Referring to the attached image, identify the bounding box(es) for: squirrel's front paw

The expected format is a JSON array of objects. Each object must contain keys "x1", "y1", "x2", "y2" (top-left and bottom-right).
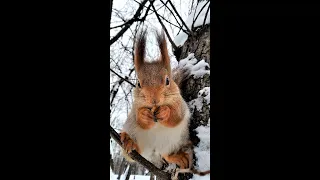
[
  {"x1": 154, "y1": 105, "x2": 170, "y2": 121},
  {"x1": 137, "y1": 107, "x2": 155, "y2": 129},
  {"x1": 120, "y1": 132, "x2": 140, "y2": 153}
]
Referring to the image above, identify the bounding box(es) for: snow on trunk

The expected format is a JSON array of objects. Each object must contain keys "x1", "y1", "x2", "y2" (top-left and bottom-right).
[{"x1": 174, "y1": 0, "x2": 210, "y2": 46}]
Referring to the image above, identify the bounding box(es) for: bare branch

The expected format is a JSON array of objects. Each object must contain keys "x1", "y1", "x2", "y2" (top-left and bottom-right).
[
  {"x1": 202, "y1": 2, "x2": 210, "y2": 27},
  {"x1": 151, "y1": 1, "x2": 178, "y2": 50},
  {"x1": 110, "y1": 125, "x2": 171, "y2": 180},
  {"x1": 109, "y1": 0, "x2": 113, "y2": 26},
  {"x1": 192, "y1": 0, "x2": 210, "y2": 29},
  {"x1": 133, "y1": 0, "x2": 168, "y2": 16},
  {"x1": 110, "y1": 69, "x2": 136, "y2": 87},
  {"x1": 154, "y1": 10, "x2": 189, "y2": 35},
  {"x1": 110, "y1": 0, "x2": 151, "y2": 45},
  {"x1": 110, "y1": 79, "x2": 124, "y2": 106},
  {"x1": 167, "y1": 0, "x2": 193, "y2": 35},
  {"x1": 158, "y1": 0, "x2": 183, "y2": 31}
]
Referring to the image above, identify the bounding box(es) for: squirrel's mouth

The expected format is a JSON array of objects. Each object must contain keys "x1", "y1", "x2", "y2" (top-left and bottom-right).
[
  {"x1": 151, "y1": 106, "x2": 160, "y2": 122},
  {"x1": 153, "y1": 116, "x2": 158, "y2": 122}
]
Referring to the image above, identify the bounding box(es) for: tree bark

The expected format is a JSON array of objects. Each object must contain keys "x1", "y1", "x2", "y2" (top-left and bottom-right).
[
  {"x1": 175, "y1": 20, "x2": 211, "y2": 180},
  {"x1": 150, "y1": 173, "x2": 155, "y2": 180}
]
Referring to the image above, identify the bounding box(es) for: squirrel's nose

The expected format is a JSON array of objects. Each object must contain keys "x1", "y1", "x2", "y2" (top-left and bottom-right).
[{"x1": 153, "y1": 99, "x2": 159, "y2": 105}]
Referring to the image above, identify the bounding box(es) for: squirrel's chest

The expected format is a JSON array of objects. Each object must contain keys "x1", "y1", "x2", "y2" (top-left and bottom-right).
[{"x1": 135, "y1": 121, "x2": 187, "y2": 156}]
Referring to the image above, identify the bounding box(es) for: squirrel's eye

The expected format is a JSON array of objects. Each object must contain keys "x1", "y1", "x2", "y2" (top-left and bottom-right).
[
  {"x1": 137, "y1": 81, "x2": 141, "y2": 88},
  {"x1": 166, "y1": 77, "x2": 170, "y2": 86}
]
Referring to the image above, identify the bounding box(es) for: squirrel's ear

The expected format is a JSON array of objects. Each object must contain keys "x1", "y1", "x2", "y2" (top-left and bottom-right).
[
  {"x1": 134, "y1": 30, "x2": 147, "y2": 72},
  {"x1": 156, "y1": 31, "x2": 171, "y2": 76}
]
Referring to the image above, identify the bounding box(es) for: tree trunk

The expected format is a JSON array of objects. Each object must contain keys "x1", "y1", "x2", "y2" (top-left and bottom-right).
[
  {"x1": 150, "y1": 173, "x2": 154, "y2": 180},
  {"x1": 175, "y1": 24, "x2": 211, "y2": 180}
]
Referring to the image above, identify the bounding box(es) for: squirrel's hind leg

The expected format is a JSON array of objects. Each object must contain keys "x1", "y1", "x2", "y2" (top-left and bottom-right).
[{"x1": 161, "y1": 150, "x2": 191, "y2": 169}]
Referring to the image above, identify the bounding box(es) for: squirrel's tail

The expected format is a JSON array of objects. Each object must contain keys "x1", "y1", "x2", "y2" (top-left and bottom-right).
[
  {"x1": 172, "y1": 67, "x2": 190, "y2": 89},
  {"x1": 191, "y1": 168, "x2": 211, "y2": 176}
]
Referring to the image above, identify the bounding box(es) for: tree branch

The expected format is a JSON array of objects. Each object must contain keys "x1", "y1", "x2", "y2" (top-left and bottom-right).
[
  {"x1": 110, "y1": 2, "x2": 152, "y2": 30},
  {"x1": 133, "y1": 0, "x2": 167, "y2": 16},
  {"x1": 134, "y1": 0, "x2": 189, "y2": 35},
  {"x1": 110, "y1": 69, "x2": 136, "y2": 87},
  {"x1": 202, "y1": 2, "x2": 210, "y2": 27},
  {"x1": 110, "y1": 79, "x2": 124, "y2": 106},
  {"x1": 192, "y1": 0, "x2": 210, "y2": 29},
  {"x1": 110, "y1": 125, "x2": 171, "y2": 180},
  {"x1": 109, "y1": 0, "x2": 113, "y2": 26},
  {"x1": 110, "y1": 0, "x2": 150, "y2": 45},
  {"x1": 167, "y1": 0, "x2": 193, "y2": 35},
  {"x1": 151, "y1": 1, "x2": 178, "y2": 50},
  {"x1": 156, "y1": 12, "x2": 190, "y2": 35}
]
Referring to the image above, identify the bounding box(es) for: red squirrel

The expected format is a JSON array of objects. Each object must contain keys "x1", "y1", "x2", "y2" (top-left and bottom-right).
[{"x1": 120, "y1": 30, "x2": 209, "y2": 176}]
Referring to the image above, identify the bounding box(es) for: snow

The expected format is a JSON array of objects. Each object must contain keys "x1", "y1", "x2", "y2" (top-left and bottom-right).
[
  {"x1": 120, "y1": 165, "x2": 131, "y2": 180},
  {"x1": 129, "y1": 175, "x2": 151, "y2": 180},
  {"x1": 110, "y1": 167, "x2": 117, "y2": 180},
  {"x1": 198, "y1": 87, "x2": 210, "y2": 104},
  {"x1": 191, "y1": 125, "x2": 210, "y2": 180},
  {"x1": 188, "y1": 86, "x2": 210, "y2": 117},
  {"x1": 174, "y1": 32, "x2": 189, "y2": 47},
  {"x1": 192, "y1": 1, "x2": 210, "y2": 28},
  {"x1": 177, "y1": 53, "x2": 210, "y2": 79},
  {"x1": 170, "y1": 55, "x2": 179, "y2": 70},
  {"x1": 110, "y1": 1, "x2": 211, "y2": 179},
  {"x1": 111, "y1": 171, "x2": 152, "y2": 180},
  {"x1": 174, "y1": 1, "x2": 210, "y2": 46},
  {"x1": 111, "y1": 165, "x2": 147, "y2": 180},
  {"x1": 190, "y1": 60, "x2": 210, "y2": 78}
]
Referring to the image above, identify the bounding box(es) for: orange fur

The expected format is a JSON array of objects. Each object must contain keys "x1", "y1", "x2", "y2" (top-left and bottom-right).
[
  {"x1": 121, "y1": 30, "x2": 191, "y2": 169},
  {"x1": 137, "y1": 107, "x2": 156, "y2": 130},
  {"x1": 120, "y1": 132, "x2": 140, "y2": 154},
  {"x1": 159, "y1": 104, "x2": 182, "y2": 128},
  {"x1": 162, "y1": 151, "x2": 190, "y2": 169}
]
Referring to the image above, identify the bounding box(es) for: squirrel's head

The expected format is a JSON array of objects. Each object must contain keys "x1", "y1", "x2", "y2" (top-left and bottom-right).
[{"x1": 133, "y1": 30, "x2": 180, "y2": 107}]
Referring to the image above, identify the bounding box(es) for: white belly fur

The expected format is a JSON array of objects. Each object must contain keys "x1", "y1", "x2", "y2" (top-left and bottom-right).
[{"x1": 135, "y1": 117, "x2": 189, "y2": 165}]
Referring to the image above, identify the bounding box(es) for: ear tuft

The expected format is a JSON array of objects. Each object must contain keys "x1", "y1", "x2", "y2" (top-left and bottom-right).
[
  {"x1": 156, "y1": 31, "x2": 171, "y2": 75},
  {"x1": 134, "y1": 30, "x2": 147, "y2": 71}
]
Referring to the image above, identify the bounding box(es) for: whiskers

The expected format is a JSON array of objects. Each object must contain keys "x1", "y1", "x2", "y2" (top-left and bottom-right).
[{"x1": 164, "y1": 93, "x2": 180, "y2": 97}]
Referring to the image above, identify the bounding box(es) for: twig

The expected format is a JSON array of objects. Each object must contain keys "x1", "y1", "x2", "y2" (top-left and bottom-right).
[
  {"x1": 110, "y1": 69, "x2": 136, "y2": 87},
  {"x1": 110, "y1": 2, "x2": 152, "y2": 30},
  {"x1": 109, "y1": 0, "x2": 113, "y2": 26},
  {"x1": 110, "y1": 125, "x2": 171, "y2": 180},
  {"x1": 202, "y1": 3, "x2": 210, "y2": 27},
  {"x1": 133, "y1": 0, "x2": 167, "y2": 16},
  {"x1": 138, "y1": 0, "x2": 189, "y2": 35},
  {"x1": 192, "y1": 0, "x2": 210, "y2": 29},
  {"x1": 158, "y1": 0, "x2": 184, "y2": 33},
  {"x1": 151, "y1": 1, "x2": 178, "y2": 50},
  {"x1": 110, "y1": 0, "x2": 150, "y2": 45},
  {"x1": 167, "y1": 0, "x2": 193, "y2": 36},
  {"x1": 157, "y1": 13, "x2": 189, "y2": 35}
]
